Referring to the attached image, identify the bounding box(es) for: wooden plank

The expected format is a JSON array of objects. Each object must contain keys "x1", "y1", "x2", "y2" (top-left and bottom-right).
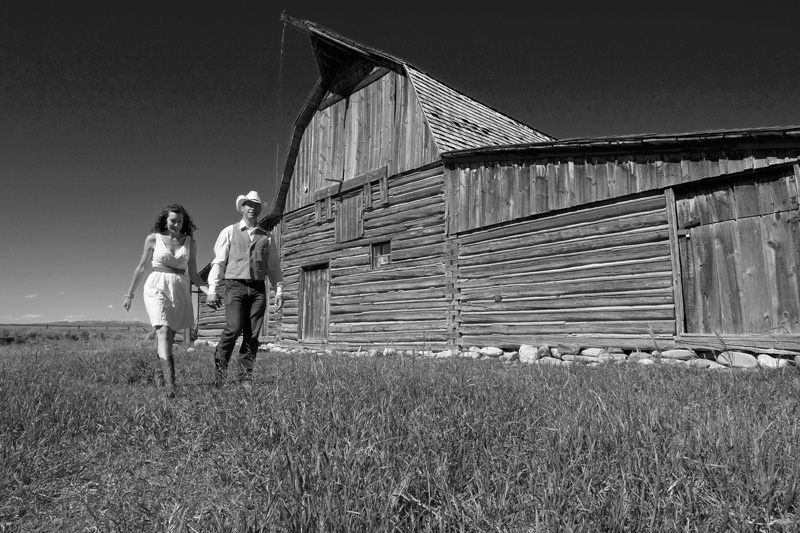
[
  {"x1": 329, "y1": 331, "x2": 448, "y2": 343},
  {"x1": 663, "y1": 188, "x2": 684, "y2": 335},
  {"x1": 459, "y1": 273, "x2": 673, "y2": 299},
  {"x1": 363, "y1": 182, "x2": 372, "y2": 210},
  {"x1": 331, "y1": 288, "x2": 449, "y2": 306},
  {"x1": 529, "y1": 165, "x2": 545, "y2": 215},
  {"x1": 766, "y1": 213, "x2": 800, "y2": 334},
  {"x1": 330, "y1": 321, "x2": 447, "y2": 333},
  {"x1": 712, "y1": 220, "x2": 743, "y2": 333},
  {"x1": 462, "y1": 292, "x2": 673, "y2": 310},
  {"x1": 514, "y1": 164, "x2": 530, "y2": 221},
  {"x1": 458, "y1": 258, "x2": 673, "y2": 290},
  {"x1": 461, "y1": 241, "x2": 670, "y2": 280},
  {"x1": 692, "y1": 224, "x2": 719, "y2": 334},
  {"x1": 331, "y1": 309, "x2": 447, "y2": 322},
  {"x1": 711, "y1": 183, "x2": 735, "y2": 223},
  {"x1": 461, "y1": 320, "x2": 676, "y2": 335},
  {"x1": 772, "y1": 172, "x2": 796, "y2": 212},
  {"x1": 332, "y1": 263, "x2": 445, "y2": 285},
  {"x1": 460, "y1": 226, "x2": 670, "y2": 268},
  {"x1": 459, "y1": 194, "x2": 665, "y2": 244},
  {"x1": 736, "y1": 216, "x2": 772, "y2": 334},
  {"x1": 333, "y1": 300, "x2": 450, "y2": 314},
  {"x1": 460, "y1": 307, "x2": 674, "y2": 323},
  {"x1": 332, "y1": 277, "x2": 445, "y2": 296}
]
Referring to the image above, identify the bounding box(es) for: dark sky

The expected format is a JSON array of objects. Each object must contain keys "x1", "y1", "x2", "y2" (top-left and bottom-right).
[{"x1": 2, "y1": 2, "x2": 799, "y2": 323}]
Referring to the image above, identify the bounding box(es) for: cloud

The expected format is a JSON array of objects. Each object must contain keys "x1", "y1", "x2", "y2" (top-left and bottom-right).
[
  {"x1": 21, "y1": 314, "x2": 44, "y2": 319},
  {"x1": 64, "y1": 315, "x2": 85, "y2": 321},
  {"x1": 59, "y1": 292, "x2": 65, "y2": 295},
  {"x1": 24, "y1": 294, "x2": 38, "y2": 299},
  {"x1": 107, "y1": 305, "x2": 114, "y2": 309}
]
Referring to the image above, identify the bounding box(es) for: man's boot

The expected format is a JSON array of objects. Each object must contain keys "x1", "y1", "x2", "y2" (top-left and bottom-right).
[
  {"x1": 159, "y1": 357, "x2": 175, "y2": 398},
  {"x1": 214, "y1": 359, "x2": 228, "y2": 388}
]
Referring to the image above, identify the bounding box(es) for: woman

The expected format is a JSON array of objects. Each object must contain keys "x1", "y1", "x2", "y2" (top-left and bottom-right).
[{"x1": 124, "y1": 204, "x2": 210, "y2": 398}]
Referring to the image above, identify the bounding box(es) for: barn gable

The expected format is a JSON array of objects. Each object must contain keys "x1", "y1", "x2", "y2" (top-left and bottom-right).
[{"x1": 264, "y1": 14, "x2": 552, "y2": 222}]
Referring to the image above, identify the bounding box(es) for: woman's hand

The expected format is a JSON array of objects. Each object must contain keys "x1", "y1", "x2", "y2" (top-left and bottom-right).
[{"x1": 123, "y1": 294, "x2": 133, "y2": 311}]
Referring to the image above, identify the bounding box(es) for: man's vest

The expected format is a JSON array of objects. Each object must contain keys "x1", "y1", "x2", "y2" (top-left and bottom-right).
[{"x1": 224, "y1": 226, "x2": 272, "y2": 281}]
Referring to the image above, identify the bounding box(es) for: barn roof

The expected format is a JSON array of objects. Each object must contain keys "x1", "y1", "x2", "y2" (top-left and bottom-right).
[
  {"x1": 406, "y1": 66, "x2": 552, "y2": 151},
  {"x1": 442, "y1": 125, "x2": 800, "y2": 163}
]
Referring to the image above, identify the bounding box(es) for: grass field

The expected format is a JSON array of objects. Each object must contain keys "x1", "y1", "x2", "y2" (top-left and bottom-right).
[{"x1": 1, "y1": 334, "x2": 799, "y2": 532}]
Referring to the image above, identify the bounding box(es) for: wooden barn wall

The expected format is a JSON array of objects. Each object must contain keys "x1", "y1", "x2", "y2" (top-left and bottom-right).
[
  {"x1": 285, "y1": 70, "x2": 440, "y2": 213},
  {"x1": 446, "y1": 149, "x2": 800, "y2": 235},
  {"x1": 279, "y1": 166, "x2": 449, "y2": 348},
  {"x1": 453, "y1": 194, "x2": 676, "y2": 350},
  {"x1": 672, "y1": 165, "x2": 800, "y2": 351}
]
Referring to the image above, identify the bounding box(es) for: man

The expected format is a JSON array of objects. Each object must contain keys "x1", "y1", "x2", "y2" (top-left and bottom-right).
[{"x1": 207, "y1": 190, "x2": 283, "y2": 386}]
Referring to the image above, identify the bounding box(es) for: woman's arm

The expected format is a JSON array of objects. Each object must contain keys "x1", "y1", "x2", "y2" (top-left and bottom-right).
[
  {"x1": 188, "y1": 239, "x2": 210, "y2": 295},
  {"x1": 123, "y1": 234, "x2": 156, "y2": 311}
]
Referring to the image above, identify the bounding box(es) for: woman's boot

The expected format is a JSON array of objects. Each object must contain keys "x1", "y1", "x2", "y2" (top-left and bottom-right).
[
  {"x1": 153, "y1": 355, "x2": 165, "y2": 387},
  {"x1": 159, "y1": 356, "x2": 175, "y2": 398}
]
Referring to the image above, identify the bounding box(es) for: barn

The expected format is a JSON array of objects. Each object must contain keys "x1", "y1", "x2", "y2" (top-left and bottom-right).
[{"x1": 198, "y1": 15, "x2": 800, "y2": 356}]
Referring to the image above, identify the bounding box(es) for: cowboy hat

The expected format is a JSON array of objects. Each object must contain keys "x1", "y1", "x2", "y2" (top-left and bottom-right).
[{"x1": 235, "y1": 191, "x2": 264, "y2": 212}]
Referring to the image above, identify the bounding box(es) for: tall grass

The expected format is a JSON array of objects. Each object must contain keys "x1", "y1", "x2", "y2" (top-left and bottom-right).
[{"x1": 1, "y1": 338, "x2": 799, "y2": 531}]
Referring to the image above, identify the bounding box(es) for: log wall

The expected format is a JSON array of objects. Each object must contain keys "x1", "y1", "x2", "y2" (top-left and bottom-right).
[
  {"x1": 453, "y1": 194, "x2": 676, "y2": 350},
  {"x1": 279, "y1": 166, "x2": 449, "y2": 349},
  {"x1": 285, "y1": 70, "x2": 440, "y2": 213}
]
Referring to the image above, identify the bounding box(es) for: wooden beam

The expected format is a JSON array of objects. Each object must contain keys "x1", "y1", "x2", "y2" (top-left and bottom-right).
[{"x1": 664, "y1": 188, "x2": 686, "y2": 335}]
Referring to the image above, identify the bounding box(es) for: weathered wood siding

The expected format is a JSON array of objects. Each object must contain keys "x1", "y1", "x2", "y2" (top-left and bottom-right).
[
  {"x1": 285, "y1": 70, "x2": 440, "y2": 213},
  {"x1": 446, "y1": 149, "x2": 800, "y2": 235},
  {"x1": 279, "y1": 166, "x2": 449, "y2": 348},
  {"x1": 453, "y1": 194, "x2": 675, "y2": 350},
  {"x1": 675, "y1": 165, "x2": 800, "y2": 336}
]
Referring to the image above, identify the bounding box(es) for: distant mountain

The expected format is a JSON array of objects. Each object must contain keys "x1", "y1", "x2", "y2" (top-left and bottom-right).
[
  {"x1": 52, "y1": 320, "x2": 151, "y2": 328},
  {"x1": 2, "y1": 320, "x2": 151, "y2": 328}
]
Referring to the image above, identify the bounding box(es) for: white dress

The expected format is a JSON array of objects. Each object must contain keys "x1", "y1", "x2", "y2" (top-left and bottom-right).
[{"x1": 143, "y1": 234, "x2": 193, "y2": 331}]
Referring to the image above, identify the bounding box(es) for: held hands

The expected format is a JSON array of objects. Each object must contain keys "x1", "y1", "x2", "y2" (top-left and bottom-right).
[{"x1": 206, "y1": 292, "x2": 221, "y2": 310}]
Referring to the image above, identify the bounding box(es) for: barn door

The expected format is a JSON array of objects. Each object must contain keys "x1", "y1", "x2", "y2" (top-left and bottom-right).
[
  {"x1": 675, "y1": 168, "x2": 800, "y2": 335},
  {"x1": 298, "y1": 263, "x2": 329, "y2": 342}
]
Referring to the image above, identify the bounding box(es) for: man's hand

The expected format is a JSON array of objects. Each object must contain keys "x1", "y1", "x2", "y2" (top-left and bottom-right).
[
  {"x1": 274, "y1": 288, "x2": 283, "y2": 311},
  {"x1": 207, "y1": 293, "x2": 220, "y2": 309}
]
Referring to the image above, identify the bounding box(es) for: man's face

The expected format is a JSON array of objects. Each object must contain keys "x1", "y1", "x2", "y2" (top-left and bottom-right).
[{"x1": 242, "y1": 200, "x2": 261, "y2": 218}]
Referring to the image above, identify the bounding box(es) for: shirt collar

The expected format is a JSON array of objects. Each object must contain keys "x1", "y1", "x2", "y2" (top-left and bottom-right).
[{"x1": 238, "y1": 221, "x2": 263, "y2": 233}]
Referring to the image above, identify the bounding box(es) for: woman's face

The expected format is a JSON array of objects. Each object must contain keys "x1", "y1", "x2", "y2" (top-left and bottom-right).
[{"x1": 166, "y1": 211, "x2": 184, "y2": 235}]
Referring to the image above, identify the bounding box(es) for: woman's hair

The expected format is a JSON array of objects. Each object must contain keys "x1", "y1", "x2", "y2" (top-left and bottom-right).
[{"x1": 151, "y1": 204, "x2": 197, "y2": 237}]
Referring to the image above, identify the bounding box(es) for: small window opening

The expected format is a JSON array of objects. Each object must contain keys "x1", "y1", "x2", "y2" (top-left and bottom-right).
[{"x1": 371, "y1": 241, "x2": 391, "y2": 269}]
